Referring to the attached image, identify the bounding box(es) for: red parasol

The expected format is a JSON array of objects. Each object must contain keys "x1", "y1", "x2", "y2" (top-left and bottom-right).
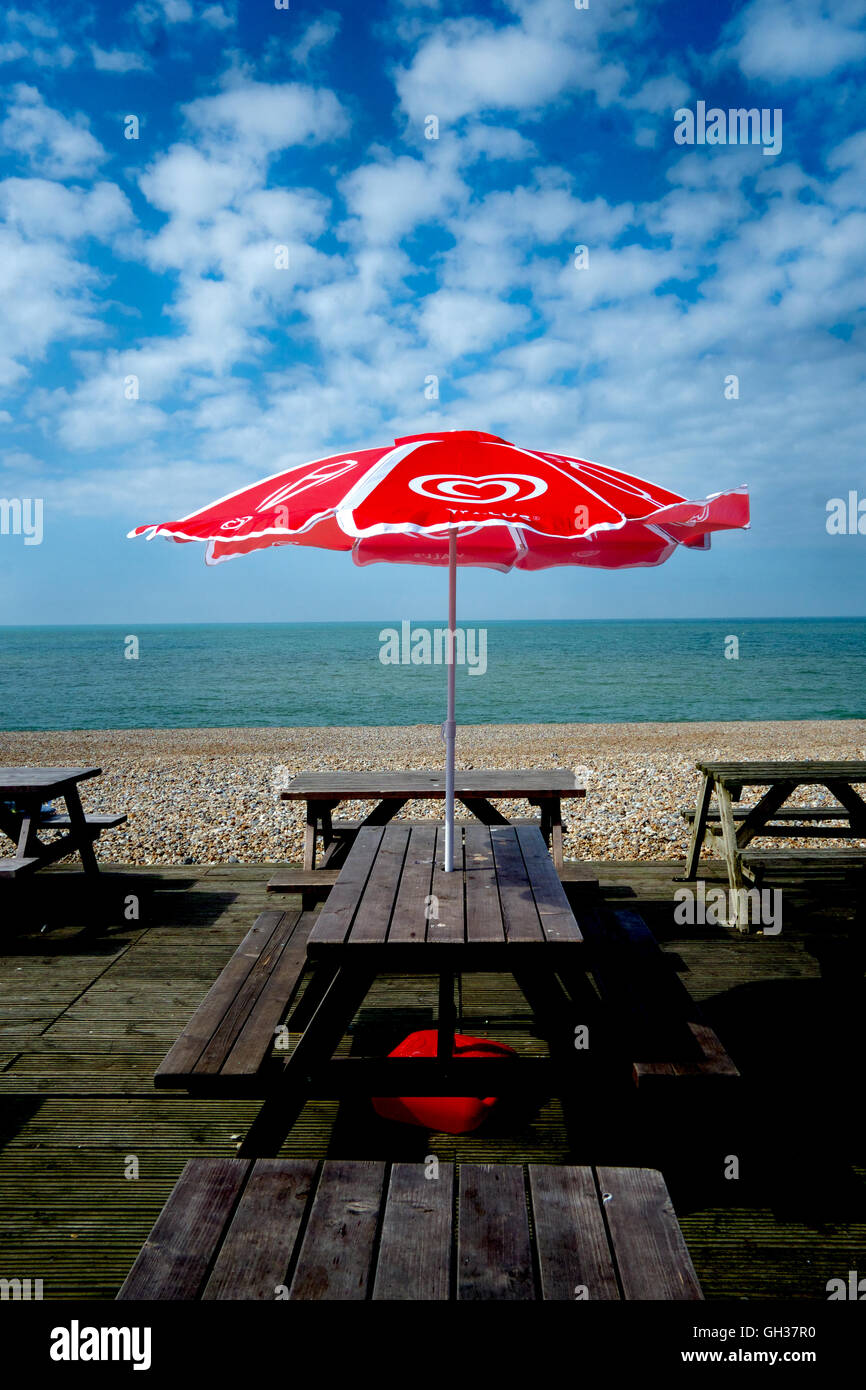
[{"x1": 130, "y1": 429, "x2": 749, "y2": 868}]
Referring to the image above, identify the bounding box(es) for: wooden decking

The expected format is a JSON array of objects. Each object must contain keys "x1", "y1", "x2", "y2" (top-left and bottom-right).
[{"x1": 0, "y1": 859, "x2": 864, "y2": 1301}]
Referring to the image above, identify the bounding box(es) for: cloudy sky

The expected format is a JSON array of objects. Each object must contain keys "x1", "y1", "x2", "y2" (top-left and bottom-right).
[{"x1": 0, "y1": 0, "x2": 864, "y2": 623}]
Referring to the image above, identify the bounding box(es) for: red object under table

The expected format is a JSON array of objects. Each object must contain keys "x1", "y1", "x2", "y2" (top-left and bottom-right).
[{"x1": 371, "y1": 1030, "x2": 517, "y2": 1135}]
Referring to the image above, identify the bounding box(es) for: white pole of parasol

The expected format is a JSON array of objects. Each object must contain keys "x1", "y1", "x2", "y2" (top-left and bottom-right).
[{"x1": 444, "y1": 525, "x2": 457, "y2": 872}]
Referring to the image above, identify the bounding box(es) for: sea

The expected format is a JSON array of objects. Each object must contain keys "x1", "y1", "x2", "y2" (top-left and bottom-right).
[{"x1": 0, "y1": 620, "x2": 864, "y2": 730}]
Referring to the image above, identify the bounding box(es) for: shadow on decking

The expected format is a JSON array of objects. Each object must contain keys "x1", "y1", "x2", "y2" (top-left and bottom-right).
[{"x1": 1, "y1": 860, "x2": 865, "y2": 1299}]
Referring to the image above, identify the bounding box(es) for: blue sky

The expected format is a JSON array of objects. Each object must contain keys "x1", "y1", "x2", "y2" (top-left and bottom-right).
[{"x1": 0, "y1": 0, "x2": 865, "y2": 623}]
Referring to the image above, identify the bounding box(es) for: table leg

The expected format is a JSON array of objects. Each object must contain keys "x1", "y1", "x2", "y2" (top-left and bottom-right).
[
  {"x1": 13, "y1": 797, "x2": 41, "y2": 860},
  {"x1": 734, "y1": 782, "x2": 796, "y2": 848},
  {"x1": 304, "y1": 802, "x2": 318, "y2": 871},
  {"x1": 824, "y1": 780, "x2": 866, "y2": 835},
  {"x1": 437, "y1": 972, "x2": 457, "y2": 1060},
  {"x1": 716, "y1": 783, "x2": 748, "y2": 930},
  {"x1": 549, "y1": 796, "x2": 563, "y2": 869},
  {"x1": 239, "y1": 965, "x2": 374, "y2": 1157},
  {"x1": 683, "y1": 775, "x2": 713, "y2": 878},
  {"x1": 63, "y1": 786, "x2": 99, "y2": 875}
]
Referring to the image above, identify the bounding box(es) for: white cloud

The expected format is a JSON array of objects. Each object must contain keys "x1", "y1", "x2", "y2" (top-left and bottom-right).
[
  {"x1": 395, "y1": 20, "x2": 579, "y2": 123},
  {"x1": 722, "y1": 0, "x2": 866, "y2": 80},
  {"x1": 624, "y1": 74, "x2": 691, "y2": 114},
  {"x1": 340, "y1": 150, "x2": 466, "y2": 244},
  {"x1": 0, "y1": 175, "x2": 133, "y2": 389},
  {"x1": 91, "y1": 45, "x2": 150, "y2": 73},
  {"x1": 291, "y1": 13, "x2": 341, "y2": 66},
  {"x1": 4, "y1": 9, "x2": 59, "y2": 40},
  {"x1": 460, "y1": 123, "x2": 537, "y2": 162},
  {"x1": 0, "y1": 177, "x2": 132, "y2": 239},
  {"x1": 202, "y1": 5, "x2": 235, "y2": 30},
  {"x1": 392, "y1": 0, "x2": 664, "y2": 126},
  {"x1": 420, "y1": 289, "x2": 530, "y2": 359},
  {"x1": 183, "y1": 80, "x2": 348, "y2": 155},
  {"x1": 0, "y1": 85, "x2": 105, "y2": 179}
]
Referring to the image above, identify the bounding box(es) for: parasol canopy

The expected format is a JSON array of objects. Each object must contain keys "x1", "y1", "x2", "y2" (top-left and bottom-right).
[{"x1": 130, "y1": 429, "x2": 750, "y2": 868}]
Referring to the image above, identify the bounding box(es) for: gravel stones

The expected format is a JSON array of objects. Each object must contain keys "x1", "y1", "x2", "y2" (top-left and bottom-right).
[{"x1": 2, "y1": 720, "x2": 864, "y2": 866}]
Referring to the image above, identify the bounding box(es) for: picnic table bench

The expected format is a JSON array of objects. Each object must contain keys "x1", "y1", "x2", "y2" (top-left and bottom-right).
[
  {"x1": 117, "y1": 1158, "x2": 703, "y2": 1301},
  {"x1": 160, "y1": 824, "x2": 588, "y2": 1151},
  {"x1": 157, "y1": 821, "x2": 735, "y2": 1164},
  {"x1": 0, "y1": 767, "x2": 126, "y2": 880},
  {"x1": 280, "y1": 769, "x2": 585, "y2": 872},
  {"x1": 682, "y1": 761, "x2": 866, "y2": 929}
]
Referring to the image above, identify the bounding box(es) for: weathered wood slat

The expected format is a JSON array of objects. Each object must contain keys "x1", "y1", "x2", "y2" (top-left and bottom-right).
[
  {"x1": 464, "y1": 824, "x2": 506, "y2": 943},
  {"x1": 457, "y1": 1164, "x2": 535, "y2": 1300},
  {"x1": 288, "y1": 1160, "x2": 386, "y2": 1300},
  {"x1": 117, "y1": 1158, "x2": 249, "y2": 1300},
  {"x1": 372, "y1": 1161, "x2": 454, "y2": 1300},
  {"x1": 490, "y1": 826, "x2": 544, "y2": 944},
  {"x1": 349, "y1": 824, "x2": 411, "y2": 944},
  {"x1": 696, "y1": 761, "x2": 866, "y2": 781},
  {"x1": 528, "y1": 1164, "x2": 620, "y2": 1300},
  {"x1": 683, "y1": 806, "x2": 854, "y2": 823},
  {"x1": 39, "y1": 812, "x2": 127, "y2": 830},
  {"x1": 202, "y1": 1159, "x2": 318, "y2": 1300},
  {"x1": 154, "y1": 911, "x2": 299, "y2": 1086},
  {"x1": 515, "y1": 826, "x2": 583, "y2": 942},
  {"x1": 741, "y1": 849, "x2": 866, "y2": 865},
  {"x1": 388, "y1": 823, "x2": 437, "y2": 943},
  {"x1": 283, "y1": 770, "x2": 585, "y2": 798},
  {"x1": 597, "y1": 1166, "x2": 703, "y2": 1300},
  {"x1": 0, "y1": 857, "x2": 40, "y2": 879},
  {"x1": 220, "y1": 912, "x2": 317, "y2": 1077},
  {"x1": 307, "y1": 827, "x2": 385, "y2": 946},
  {"x1": 428, "y1": 826, "x2": 466, "y2": 942}
]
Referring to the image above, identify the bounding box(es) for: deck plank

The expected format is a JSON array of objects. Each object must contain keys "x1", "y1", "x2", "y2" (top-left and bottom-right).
[
  {"x1": 372, "y1": 1161, "x2": 454, "y2": 1300},
  {"x1": 529, "y1": 1164, "x2": 620, "y2": 1300},
  {"x1": 202, "y1": 1158, "x2": 318, "y2": 1300},
  {"x1": 288, "y1": 1159, "x2": 386, "y2": 1300},
  {"x1": 457, "y1": 1164, "x2": 535, "y2": 1300},
  {"x1": 597, "y1": 1166, "x2": 703, "y2": 1301},
  {"x1": 117, "y1": 1157, "x2": 249, "y2": 1300}
]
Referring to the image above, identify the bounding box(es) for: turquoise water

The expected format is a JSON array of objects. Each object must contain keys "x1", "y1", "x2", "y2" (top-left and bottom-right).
[{"x1": 0, "y1": 620, "x2": 864, "y2": 730}]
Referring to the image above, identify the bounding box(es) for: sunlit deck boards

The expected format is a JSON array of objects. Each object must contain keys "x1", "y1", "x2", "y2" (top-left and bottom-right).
[{"x1": 0, "y1": 859, "x2": 864, "y2": 1300}]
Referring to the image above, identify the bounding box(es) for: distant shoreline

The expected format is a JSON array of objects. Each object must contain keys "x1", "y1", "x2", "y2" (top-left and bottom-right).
[{"x1": 2, "y1": 721, "x2": 864, "y2": 866}]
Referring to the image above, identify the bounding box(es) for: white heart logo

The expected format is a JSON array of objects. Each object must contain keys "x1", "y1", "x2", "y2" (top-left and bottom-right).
[{"x1": 408, "y1": 474, "x2": 547, "y2": 503}]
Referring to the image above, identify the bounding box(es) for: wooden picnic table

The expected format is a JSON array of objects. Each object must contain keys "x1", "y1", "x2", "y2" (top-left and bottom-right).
[
  {"x1": 0, "y1": 767, "x2": 125, "y2": 879},
  {"x1": 683, "y1": 760, "x2": 866, "y2": 928},
  {"x1": 117, "y1": 1158, "x2": 703, "y2": 1301},
  {"x1": 227, "y1": 822, "x2": 587, "y2": 1154},
  {"x1": 281, "y1": 768, "x2": 585, "y2": 870}
]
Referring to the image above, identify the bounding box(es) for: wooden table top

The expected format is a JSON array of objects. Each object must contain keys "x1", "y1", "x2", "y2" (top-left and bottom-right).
[
  {"x1": 0, "y1": 767, "x2": 101, "y2": 796},
  {"x1": 307, "y1": 823, "x2": 583, "y2": 957},
  {"x1": 696, "y1": 760, "x2": 866, "y2": 785},
  {"x1": 282, "y1": 769, "x2": 585, "y2": 800},
  {"x1": 117, "y1": 1158, "x2": 702, "y2": 1301}
]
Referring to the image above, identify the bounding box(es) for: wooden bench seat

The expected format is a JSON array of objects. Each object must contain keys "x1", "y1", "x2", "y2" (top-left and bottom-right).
[
  {"x1": 741, "y1": 849, "x2": 866, "y2": 883},
  {"x1": 155, "y1": 909, "x2": 317, "y2": 1093},
  {"x1": 0, "y1": 856, "x2": 40, "y2": 879},
  {"x1": 569, "y1": 905, "x2": 738, "y2": 1087},
  {"x1": 683, "y1": 806, "x2": 850, "y2": 822},
  {"x1": 38, "y1": 811, "x2": 127, "y2": 831},
  {"x1": 117, "y1": 1158, "x2": 703, "y2": 1301},
  {"x1": 682, "y1": 805, "x2": 858, "y2": 838},
  {"x1": 267, "y1": 867, "x2": 340, "y2": 907}
]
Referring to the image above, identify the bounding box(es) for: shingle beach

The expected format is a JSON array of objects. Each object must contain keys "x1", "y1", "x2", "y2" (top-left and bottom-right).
[{"x1": 3, "y1": 720, "x2": 864, "y2": 866}]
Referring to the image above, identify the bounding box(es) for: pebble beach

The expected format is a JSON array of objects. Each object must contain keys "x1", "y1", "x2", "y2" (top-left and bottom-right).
[{"x1": 2, "y1": 720, "x2": 865, "y2": 866}]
